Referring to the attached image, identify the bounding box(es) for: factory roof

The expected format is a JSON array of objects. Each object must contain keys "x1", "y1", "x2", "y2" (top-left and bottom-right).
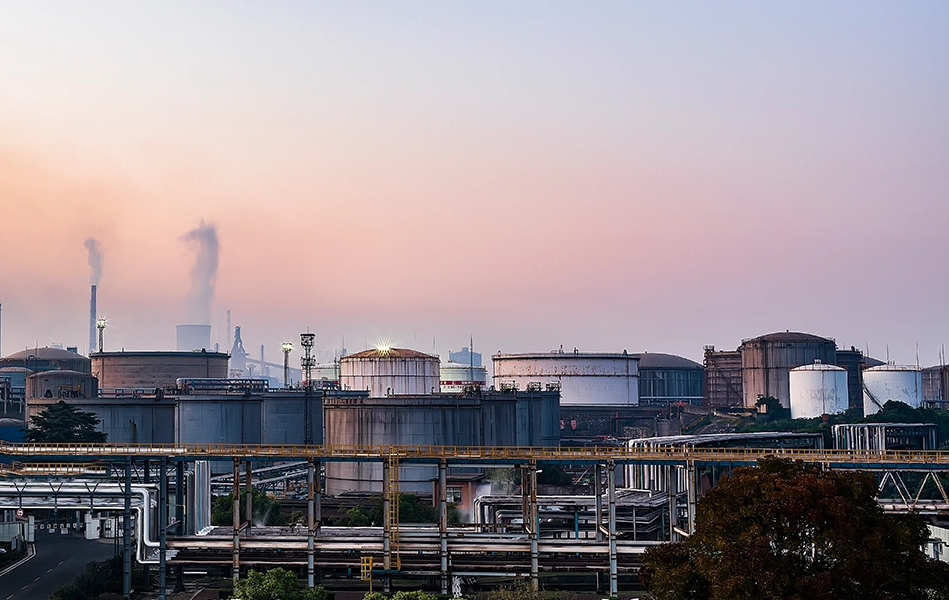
[
  {"x1": 343, "y1": 348, "x2": 438, "y2": 360},
  {"x1": 631, "y1": 353, "x2": 702, "y2": 370},
  {"x1": 1, "y1": 347, "x2": 87, "y2": 361},
  {"x1": 744, "y1": 331, "x2": 834, "y2": 344}
]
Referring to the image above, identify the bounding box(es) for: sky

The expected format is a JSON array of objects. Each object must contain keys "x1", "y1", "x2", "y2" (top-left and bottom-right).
[{"x1": 0, "y1": 2, "x2": 947, "y2": 369}]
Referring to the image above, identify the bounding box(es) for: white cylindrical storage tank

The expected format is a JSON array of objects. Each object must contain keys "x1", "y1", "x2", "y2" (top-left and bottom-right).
[
  {"x1": 789, "y1": 362, "x2": 848, "y2": 419},
  {"x1": 863, "y1": 364, "x2": 922, "y2": 416},
  {"x1": 439, "y1": 361, "x2": 488, "y2": 393},
  {"x1": 340, "y1": 348, "x2": 440, "y2": 396},
  {"x1": 492, "y1": 351, "x2": 639, "y2": 406}
]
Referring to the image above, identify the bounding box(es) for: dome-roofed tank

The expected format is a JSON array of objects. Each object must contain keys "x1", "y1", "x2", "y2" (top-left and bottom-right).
[
  {"x1": 0, "y1": 347, "x2": 91, "y2": 374},
  {"x1": 27, "y1": 369, "x2": 98, "y2": 399},
  {"x1": 863, "y1": 364, "x2": 922, "y2": 416},
  {"x1": 740, "y1": 331, "x2": 837, "y2": 409},
  {"x1": 789, "y1": 361, "x2": 848, "y2": 419},
  {"x1": 340, "y1": 348, "x2": 440, "y2": 396},
  {"x1": 632, "y1": 352, "x2": 703, "y2": 406}
]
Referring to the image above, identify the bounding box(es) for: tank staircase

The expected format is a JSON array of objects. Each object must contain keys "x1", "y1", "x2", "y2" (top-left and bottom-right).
[{"x1": 386, "y1": 453, "x2": 401, "y2": 571}]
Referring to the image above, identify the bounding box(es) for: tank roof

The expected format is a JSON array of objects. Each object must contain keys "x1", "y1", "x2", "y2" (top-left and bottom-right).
[
  {"x1": 631, "y1": 353, "x2": 702, "y2": 369},
  {"x1": 745, "y1": 331, "x2": 834, "y2": 344},
  {"x1": 494, "y1": 352, "x2": 637, "y2": 360},
  {"x1": 0, "y1": 366, "x2": 33, "y2": 373},
  {"x1": 343, "y1": 348, "x2": 438, "y2": 360},
  {"x1": 791, "y1": 362, "x2": 846, "y2": 372},
  {"x1": 864, "y1": 364, "x2": 921, "y2": 372},
  {"x1": 27, "y1": 369, "x2": 93, "y2": 378},
  {"x1": 2, "y1": 347, "x2": 87, "y2": 361},
  {"x1": 91, "y1": 350, "x2": 229, "y2": 358}
]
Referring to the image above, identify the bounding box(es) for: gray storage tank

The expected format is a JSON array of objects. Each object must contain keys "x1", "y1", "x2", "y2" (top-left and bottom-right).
[{"x1": 740, "y1": 332, "x2": 837, "y2": 409}]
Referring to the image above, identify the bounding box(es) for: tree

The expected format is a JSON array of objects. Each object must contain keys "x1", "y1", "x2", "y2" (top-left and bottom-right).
[
  {"x1": 25, "y1": 401, "x2": 107, "y2": 443},
  {"x1": 212, "y1": 488, "x2": 292, "y2": 526},
  {"x1": 640, "y1": 457, "x2": 949, "y2": 600},
  {"x1": 232, "y1": 568, "x2": 326, "y2": 600}
]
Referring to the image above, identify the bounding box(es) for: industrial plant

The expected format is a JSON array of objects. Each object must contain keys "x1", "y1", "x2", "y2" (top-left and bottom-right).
[{"x1": 1, "y1": 257, "x2": 948, "y2": 599}]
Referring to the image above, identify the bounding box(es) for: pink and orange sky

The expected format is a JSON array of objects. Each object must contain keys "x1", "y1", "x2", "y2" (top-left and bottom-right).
[{"x1": 1, "y1": 2, "x2": 947, "y2": 367}]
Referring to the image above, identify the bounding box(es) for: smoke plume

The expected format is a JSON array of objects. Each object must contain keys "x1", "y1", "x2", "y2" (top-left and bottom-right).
[
  {"x1": 182, "y1": 221, "x2": 219, "y2": 325},
  {"x1": 84, "y1": 237, "x2": 103, "y2": 285}
]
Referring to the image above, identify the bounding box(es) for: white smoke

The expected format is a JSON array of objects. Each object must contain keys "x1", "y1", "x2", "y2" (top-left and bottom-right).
[
  {"x1": 84, "y1": 237, "x2": 103, "y2": 285},
  {"x1": 181, "y1": 221, "x2": 219, "y2": 325}
]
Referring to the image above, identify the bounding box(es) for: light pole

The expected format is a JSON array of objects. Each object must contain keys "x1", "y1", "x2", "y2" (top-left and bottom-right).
[
  {"x1": 281, "y1": 342, "x2": 293, "y2": 388},
  {"x1": 96, "y1": 318, "x2": 107, "y2": 353}
]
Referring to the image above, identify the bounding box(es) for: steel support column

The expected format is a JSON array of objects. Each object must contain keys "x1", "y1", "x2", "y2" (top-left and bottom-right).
[
  {"x1": 245, "y1": 461, "x2": 252, "y2": 532},
  {"x1": 307, "y1": 458, "x2": 315, "y2": 588},
  {"x1": 123, "y1": 458, "x2": 132, "y2": 600},
  {"x1": 382, "y1": 459, "x2": 391, "y2": 593},
  {"x1": 158, "y1": 456, "x2": 167, "y2": 600},
  {"x1": 667, "y1": 465, "x2": 677, "y2": 541},
  {"x1": 175, "y1": 461, "x2": 185, "y2": 592},
  {"x1": 232, "y1": 458, "x2": 240, "y2": 582},
  {"x1": 594, "y1": 463, "x2": 603, "y2": 542},
  {"x1": 686, "y1": 459, "x2": 697, "y2": 534},
  {"x1": 608, "y1": 459, "x2": 617, "y2": 599},
  {"x1": 528, "y1": 461, "x2": 538, "y2": 593},
  {"x1": 439, "y1": 460, "x2": 448, "y2": 595}
]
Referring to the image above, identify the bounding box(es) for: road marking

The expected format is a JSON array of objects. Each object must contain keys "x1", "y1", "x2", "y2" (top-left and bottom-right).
[
  {"x1": 7, "y1": 594, "x2": 14, "y2": 599},
  {"x1": 57, "y1": 560, "x2": 64, "y2": 565},
  {"x1": 34, "y1": 576, "x2": 40, "y2": 581},
  {"x1": 46, "y1": 567, "x2": 52, "y2": 573},
  {"x1": 20, "y1": 585, "x2": 27, "y2": 590}
]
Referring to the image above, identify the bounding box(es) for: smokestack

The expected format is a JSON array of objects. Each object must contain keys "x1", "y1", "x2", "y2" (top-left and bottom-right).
[
  {"x1": 89, "y1": 285, "x2": 97, "y2": 355},
  {"x1": 182, "y1": 222, "x2": 218, "y2": 326}
]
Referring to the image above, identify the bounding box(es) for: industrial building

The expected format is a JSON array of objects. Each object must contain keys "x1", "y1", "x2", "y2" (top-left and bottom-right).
[
  {"x1": 632, "y1": 353, "x2": 703, "y2": 406},
  {"x1": 702, "y1": 347, "x2": 742, "y2": 408},
  {"x1": 833, "y1": 423, "x2": 938, "y2": 451},
  {"x1": 923, "y1": 365, "x2": 949, "y2": 408}
]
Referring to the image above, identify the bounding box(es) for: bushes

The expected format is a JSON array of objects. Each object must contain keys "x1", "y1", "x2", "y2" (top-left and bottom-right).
[{"x1": 50, "y1": 556, "x2": 123, "y2": 600}]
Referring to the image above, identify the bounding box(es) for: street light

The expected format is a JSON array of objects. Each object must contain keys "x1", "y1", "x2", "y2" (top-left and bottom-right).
[{"x1": 281, "y1": 342, "x2": 293, "y2": 388}]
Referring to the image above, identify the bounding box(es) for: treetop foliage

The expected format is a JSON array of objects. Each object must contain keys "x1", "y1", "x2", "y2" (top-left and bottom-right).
[
  {"x1": 25, "y1": 400, "x2": 107, "y2": 443},
  {"x1": 232, "y1": 568, "x2": 326, "y2": 600},
  {"x1": 641, "y1": 456, "x2": 949, "y2": 600}
]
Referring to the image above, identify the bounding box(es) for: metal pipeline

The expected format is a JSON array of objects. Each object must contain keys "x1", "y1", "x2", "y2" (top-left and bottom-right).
[{"x1": 0, "y1": 481, "x2": 162, "y2": 564}]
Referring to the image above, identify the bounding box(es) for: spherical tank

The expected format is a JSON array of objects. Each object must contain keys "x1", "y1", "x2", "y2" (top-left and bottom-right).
[
  {"x1": 789, "y1": 362, "x2": 848, "y2": 419},
  {"x1": 492, "y1": 352, "x2": 639, "y2": 406},
  {"x1": 340, "y1": 348, "x2": 440, "y2": 396},
  {"x1": 863, "y1": 365, "x2": 922, "y2": 415},
  {"x1": 440, "y1": 361, "x2": 488, "y2": 393},
  {"x1": 92, "y1": 351, "x2": 229, "y2": 390},
  {"x1": 27, "y1": 370, "x2": 98, "y2": 399},
  {"x1": 740, "y1": 332, "x2": 837, "y2": 409}
]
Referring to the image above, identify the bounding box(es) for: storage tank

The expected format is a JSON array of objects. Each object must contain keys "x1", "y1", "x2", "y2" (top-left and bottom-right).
[
  {"x1": 740, "y1": 332, "x2": 836, "y2": 409},
  {"x1": 92, "y1": 351, "x2": 229, "y2": 391},
  {"x1": 0, "y1": 347, "x2": 91, "y2": 374},
  {"x1": 439, "y1": 361, "x2": 488, "y2": 393},
  {"x1": 27, "y1": 370, "x2": 98, "y2": 399},
  {"x1": 339, "y1": 348, "x2": 440, "y2": 396},
  {"x1": 633, "y1": 353, "x2": 703, "y2": 406},
  {"x1": 922, "y1": 365, "x2": 949, "y2": 405},
  {"x1": 323, "y1": 389, "x2": 559, "y2": 495},
  {"x1": 176, "y1": 324, "x2": 212, "y2": 352},
  {"x1": 788, "y1": 362, "x2": 848, "y2": 419},
  {"x1": 703, "y1": 347, "x2": 742, "y2": 408},
  {"x1": 863, "y1": 364, "x2": 922, "y2": 415},
  {"x1": 492, "y1": 351, "x2": 639, "y2": 406}
]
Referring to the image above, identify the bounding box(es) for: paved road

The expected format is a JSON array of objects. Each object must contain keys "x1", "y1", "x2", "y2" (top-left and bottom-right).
[{"x1": 0, "y1": 532, "x2": 117, "y2": 600}]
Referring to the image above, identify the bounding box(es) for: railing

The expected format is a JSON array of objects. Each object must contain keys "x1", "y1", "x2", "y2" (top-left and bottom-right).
[{"x1": 1, "y1": 442, "x2": 949, "y2": 466}]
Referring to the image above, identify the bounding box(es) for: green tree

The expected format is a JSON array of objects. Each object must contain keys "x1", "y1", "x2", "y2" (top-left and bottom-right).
[
  {"x1": 232, "y1": 568, "x2": 327, "y2": 600},
  {"x1": 640, "y1": 456, "x2": 949, "y2": 600},
  {"x1": 212, "y1": 488, "x2": 291, "y2": 526},
  {"x1": 25, "y1": 401, "x2": 107, "y2": 443}
]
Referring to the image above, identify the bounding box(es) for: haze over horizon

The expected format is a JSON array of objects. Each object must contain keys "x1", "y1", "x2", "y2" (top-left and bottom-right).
[{"x1": 1, "y1": 2, "x2": 947, "y2": 367}]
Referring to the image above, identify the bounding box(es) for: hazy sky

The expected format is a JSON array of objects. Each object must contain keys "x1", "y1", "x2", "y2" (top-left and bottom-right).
[{"x1": 1, "y1": 2, "x2": 947, "y2": 367}]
